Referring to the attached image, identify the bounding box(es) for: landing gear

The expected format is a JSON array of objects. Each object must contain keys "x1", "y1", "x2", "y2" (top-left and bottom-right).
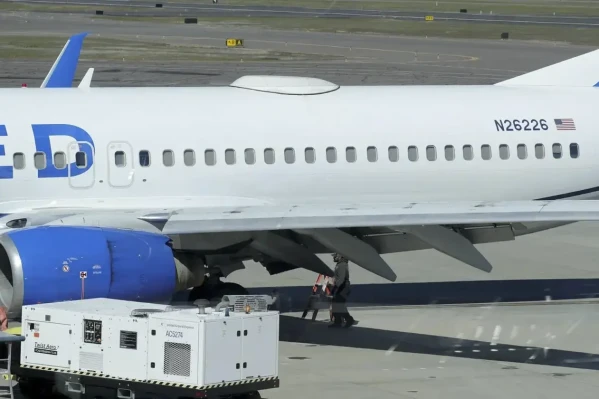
[{"x1": 188, "y1": 280, "x2": 249, "y2": 306}]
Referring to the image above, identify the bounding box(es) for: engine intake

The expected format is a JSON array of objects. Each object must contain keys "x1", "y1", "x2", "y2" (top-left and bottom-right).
[{"x1": 0, "y1": 226, "x2": 204, "y2": 317}]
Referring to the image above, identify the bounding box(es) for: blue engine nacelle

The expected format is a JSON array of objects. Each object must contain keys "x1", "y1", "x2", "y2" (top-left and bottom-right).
[{"x1": 0, "y1": 226, "x2": 192, "y2": 316}]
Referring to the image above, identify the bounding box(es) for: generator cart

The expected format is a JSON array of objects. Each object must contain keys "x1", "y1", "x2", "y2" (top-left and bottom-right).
[{"x1": 11, "y1": 296, "x2": 280, "y2": 399}]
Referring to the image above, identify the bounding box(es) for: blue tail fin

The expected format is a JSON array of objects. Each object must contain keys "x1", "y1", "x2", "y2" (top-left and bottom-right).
[{"x1": 41, "y1": 32, "x2": 89, "y2": 88}]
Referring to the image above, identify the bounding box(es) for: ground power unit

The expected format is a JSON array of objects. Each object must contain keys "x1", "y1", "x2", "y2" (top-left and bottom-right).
[{"x1": 17, "y1": 297, "x2": 280, "y2": 398}]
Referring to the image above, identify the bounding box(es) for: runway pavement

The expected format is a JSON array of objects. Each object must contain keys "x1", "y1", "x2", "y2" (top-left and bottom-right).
[
  {"x1": 271, "y1": 301, "x2": 599, "y2": 399},
  {"x1": 0, "y1": 11, "x2": 594, "y2": 87},
  {"x1": 7, "y1": 0, "x2": 599, "y2": 27}
]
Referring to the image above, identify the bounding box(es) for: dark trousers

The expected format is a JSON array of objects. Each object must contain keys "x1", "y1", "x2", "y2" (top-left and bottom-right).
[{"x1": 331, "y1": 283, "x2": 353, "y2": 325}]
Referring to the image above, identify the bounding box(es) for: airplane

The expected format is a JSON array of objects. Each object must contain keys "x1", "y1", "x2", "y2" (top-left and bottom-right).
[{"x1": 0, "y1": 36, "x2": 599, "y2": 318}]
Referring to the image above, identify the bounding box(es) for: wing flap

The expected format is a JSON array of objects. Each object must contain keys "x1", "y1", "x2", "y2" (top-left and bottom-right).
[{"x1": 159, "y1": 200, "x2": 599, "y2": 234}]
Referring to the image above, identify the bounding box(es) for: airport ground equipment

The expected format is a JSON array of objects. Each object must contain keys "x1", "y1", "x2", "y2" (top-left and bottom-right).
[
  {"x1": 301, "y1": 274, "x2": 333, "y2": 321},
  {"x1": 13, "y1": 296, "x2": 280, "y2": 398}
]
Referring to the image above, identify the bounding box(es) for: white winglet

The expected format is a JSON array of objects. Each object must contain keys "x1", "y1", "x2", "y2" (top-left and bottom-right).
[
  {"x1": 78, "y1": 68, "x2": 94, "y2": 89},
  {"x1": 495, "y1": 49, "x2": 599, "y2": 88}
]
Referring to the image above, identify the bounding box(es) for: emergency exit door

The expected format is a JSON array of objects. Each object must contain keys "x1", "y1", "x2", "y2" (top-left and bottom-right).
[
  {"x1": 107, "y1": 141, "x2": 134, "y2": 188},
  {"x1": 68, "y1": 141, "x2": 95, "y2": 189}
]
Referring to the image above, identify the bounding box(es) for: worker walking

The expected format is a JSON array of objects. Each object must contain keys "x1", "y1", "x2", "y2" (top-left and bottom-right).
[{"x1": 329, "y1": 253, "x2": 355, "y2": 328}]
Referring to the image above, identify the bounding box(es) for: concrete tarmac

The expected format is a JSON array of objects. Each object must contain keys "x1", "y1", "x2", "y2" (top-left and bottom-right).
[
  {"x1": 272, "y1": 301, "x2": 599, "y2": 399},
  {"x1": 9, "y1": 0, "x2": 599, "y2": 27}
]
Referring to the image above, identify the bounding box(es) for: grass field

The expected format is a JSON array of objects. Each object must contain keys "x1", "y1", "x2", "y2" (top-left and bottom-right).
[
  {"x1": 0, "y1": 35, "x2": 343, "y2": 61},
  {"x1": 0, "y1": 2, "x2": 147, "y2": 13}
]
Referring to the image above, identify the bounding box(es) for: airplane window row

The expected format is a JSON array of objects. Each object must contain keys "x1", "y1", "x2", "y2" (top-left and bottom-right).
[
  {"x1": 12, "y1": 151, "x2": 88, "y2": 171},
  {"x1": 132, "y1": 143, "x2": 580, "y2": 167},
  {"x1": 5, "y1": 143, "x2": 581, "y2": 172}
]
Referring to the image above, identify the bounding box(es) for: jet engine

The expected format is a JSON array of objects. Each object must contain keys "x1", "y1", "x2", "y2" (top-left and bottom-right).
[{"x1": 0, "y1": 226, "x2": 205, "y2": 317}]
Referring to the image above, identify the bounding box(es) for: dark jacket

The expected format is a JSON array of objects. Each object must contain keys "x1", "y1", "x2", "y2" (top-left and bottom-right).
[{"x1": 333, "y1": 260, "x2": 351, "y2": 297}]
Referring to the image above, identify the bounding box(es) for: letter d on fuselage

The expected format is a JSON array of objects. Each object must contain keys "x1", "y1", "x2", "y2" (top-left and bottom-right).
[{"x1": 0, "y1": 124, "x2": 95, "y2": 179}]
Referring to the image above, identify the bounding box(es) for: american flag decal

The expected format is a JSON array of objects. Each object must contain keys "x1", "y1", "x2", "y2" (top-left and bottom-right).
[{"x1": 554, "y1": 118, "x2": 576, "y2": 131}]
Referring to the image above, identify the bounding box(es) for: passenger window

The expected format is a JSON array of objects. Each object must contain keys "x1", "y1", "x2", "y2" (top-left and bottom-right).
[
  {"x1": 408, "y1": 146, "x2": 418, "y2": 162},
  {"x1": 225, "y1": 149, "x2": 235, "y2": 165},
  {"x1": 463, "y1": 145, "x2": 473, "y2": 160},
  {"x1": 346, "y1": 147, "x2": 356, "y2": 163},
  {"x1": 426, "y1": 145, "x2": 436, "y2": 161},
  {"x1": 114, "y1": 151, "x2": 126, "y2": 167},
  {"x1": 54, "y1": 151, "x2": 67, "y2": 169},
  {"x1": 517, "y1": 144, "x2": 527, "y2": 160},
  {"x1": 326, "y1": 147, "x2": 337, "y2": 163},
  {"x1": 481, "y1": 145, "x2": 492, "y2": 160},
  {"x1": 183, "y1": 149, "x2": 195, "y2": 166},
  {"x1": 367, "y1": 146, "x2": 377, "y2": 162},
  {"x1": 499, "y1": 144, "x2": 509, "y2": 160},
  {"x1": 75, "y1": 151, "x2": 87, "y2": 168},
  {"x1": 570, "y1": 143, "x2": 579, "y2": 158},
  {"x1": 552, "y1": 143, "x2": 562, "y2": 159},
  {"x1": 33, "y1": 152, "x2": 46, "y2": 170},
  {"x1": 162, "y1": 150, "x2": 174, "y2": 167},
  {"x1": 444, "y1": 145, "x2": 454, "y2": 161},
  {"x1": 284, "y1": 148, "x2": 295, "y2": 164},
  {"x1": 244, "y1": 149, "x2": 255, "y2": 165},
  {"x1": 13, "y1": 153, "x2": 25, "y2": 170},
  {"x1": 139, "y1": 150, "x2": 150, "y2": 167},
  {"x1": 264, "y1": 148, "x2": 275, "y2": 164},
  {"x1": 205, "y1": 149, "x2": 216, "y2": 166},
  {"x1": 535, "y1": 144, "x2": 545, "y2": 159},
  {"x1": 388, "y1": 146, "x2": 399, "y2": 162},
  {"x1": 305, "y1": 147, "x2": 316, "y2": 164}
]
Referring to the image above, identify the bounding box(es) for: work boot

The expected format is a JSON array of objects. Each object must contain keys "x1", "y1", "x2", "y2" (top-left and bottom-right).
[
  {"x1": 328, "y1": 314, "x2": 343, "y2": 328},
  {"x1": 343, "y1": 315, "x2": 355, "y2": 328}
]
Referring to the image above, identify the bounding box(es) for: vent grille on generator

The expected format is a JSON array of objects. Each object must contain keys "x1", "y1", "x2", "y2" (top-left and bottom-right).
[
  {"x1": 79, "y1": 351, "x2": 103, "y2": 372},
  {"x1": 163, "y1": 342, "x2": 191, "y2": 377},
  {"x1": 226, "y1": 295, "x2": 269, "y2": 312}
]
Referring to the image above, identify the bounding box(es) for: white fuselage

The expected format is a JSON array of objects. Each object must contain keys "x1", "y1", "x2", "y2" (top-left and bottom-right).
[{"x1": 0, "y1": 85, "x2": 596, "y2": 214}]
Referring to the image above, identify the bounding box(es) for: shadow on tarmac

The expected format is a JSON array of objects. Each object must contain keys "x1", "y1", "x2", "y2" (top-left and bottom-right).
[
  {"x1": 279, "y1": 315, "x2": 599, "y2": 371},
  {"x1": 247, "y1": 278, "x2": 599, "y2": 313}
]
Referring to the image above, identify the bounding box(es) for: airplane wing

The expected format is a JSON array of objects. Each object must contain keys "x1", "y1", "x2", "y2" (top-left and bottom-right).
[
  {"x1": 4, "y1": 199, "x2": 599, "y2": 283},
  {"x1": 152, "y1": 200, "x2": 599, "y2": 234}
]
